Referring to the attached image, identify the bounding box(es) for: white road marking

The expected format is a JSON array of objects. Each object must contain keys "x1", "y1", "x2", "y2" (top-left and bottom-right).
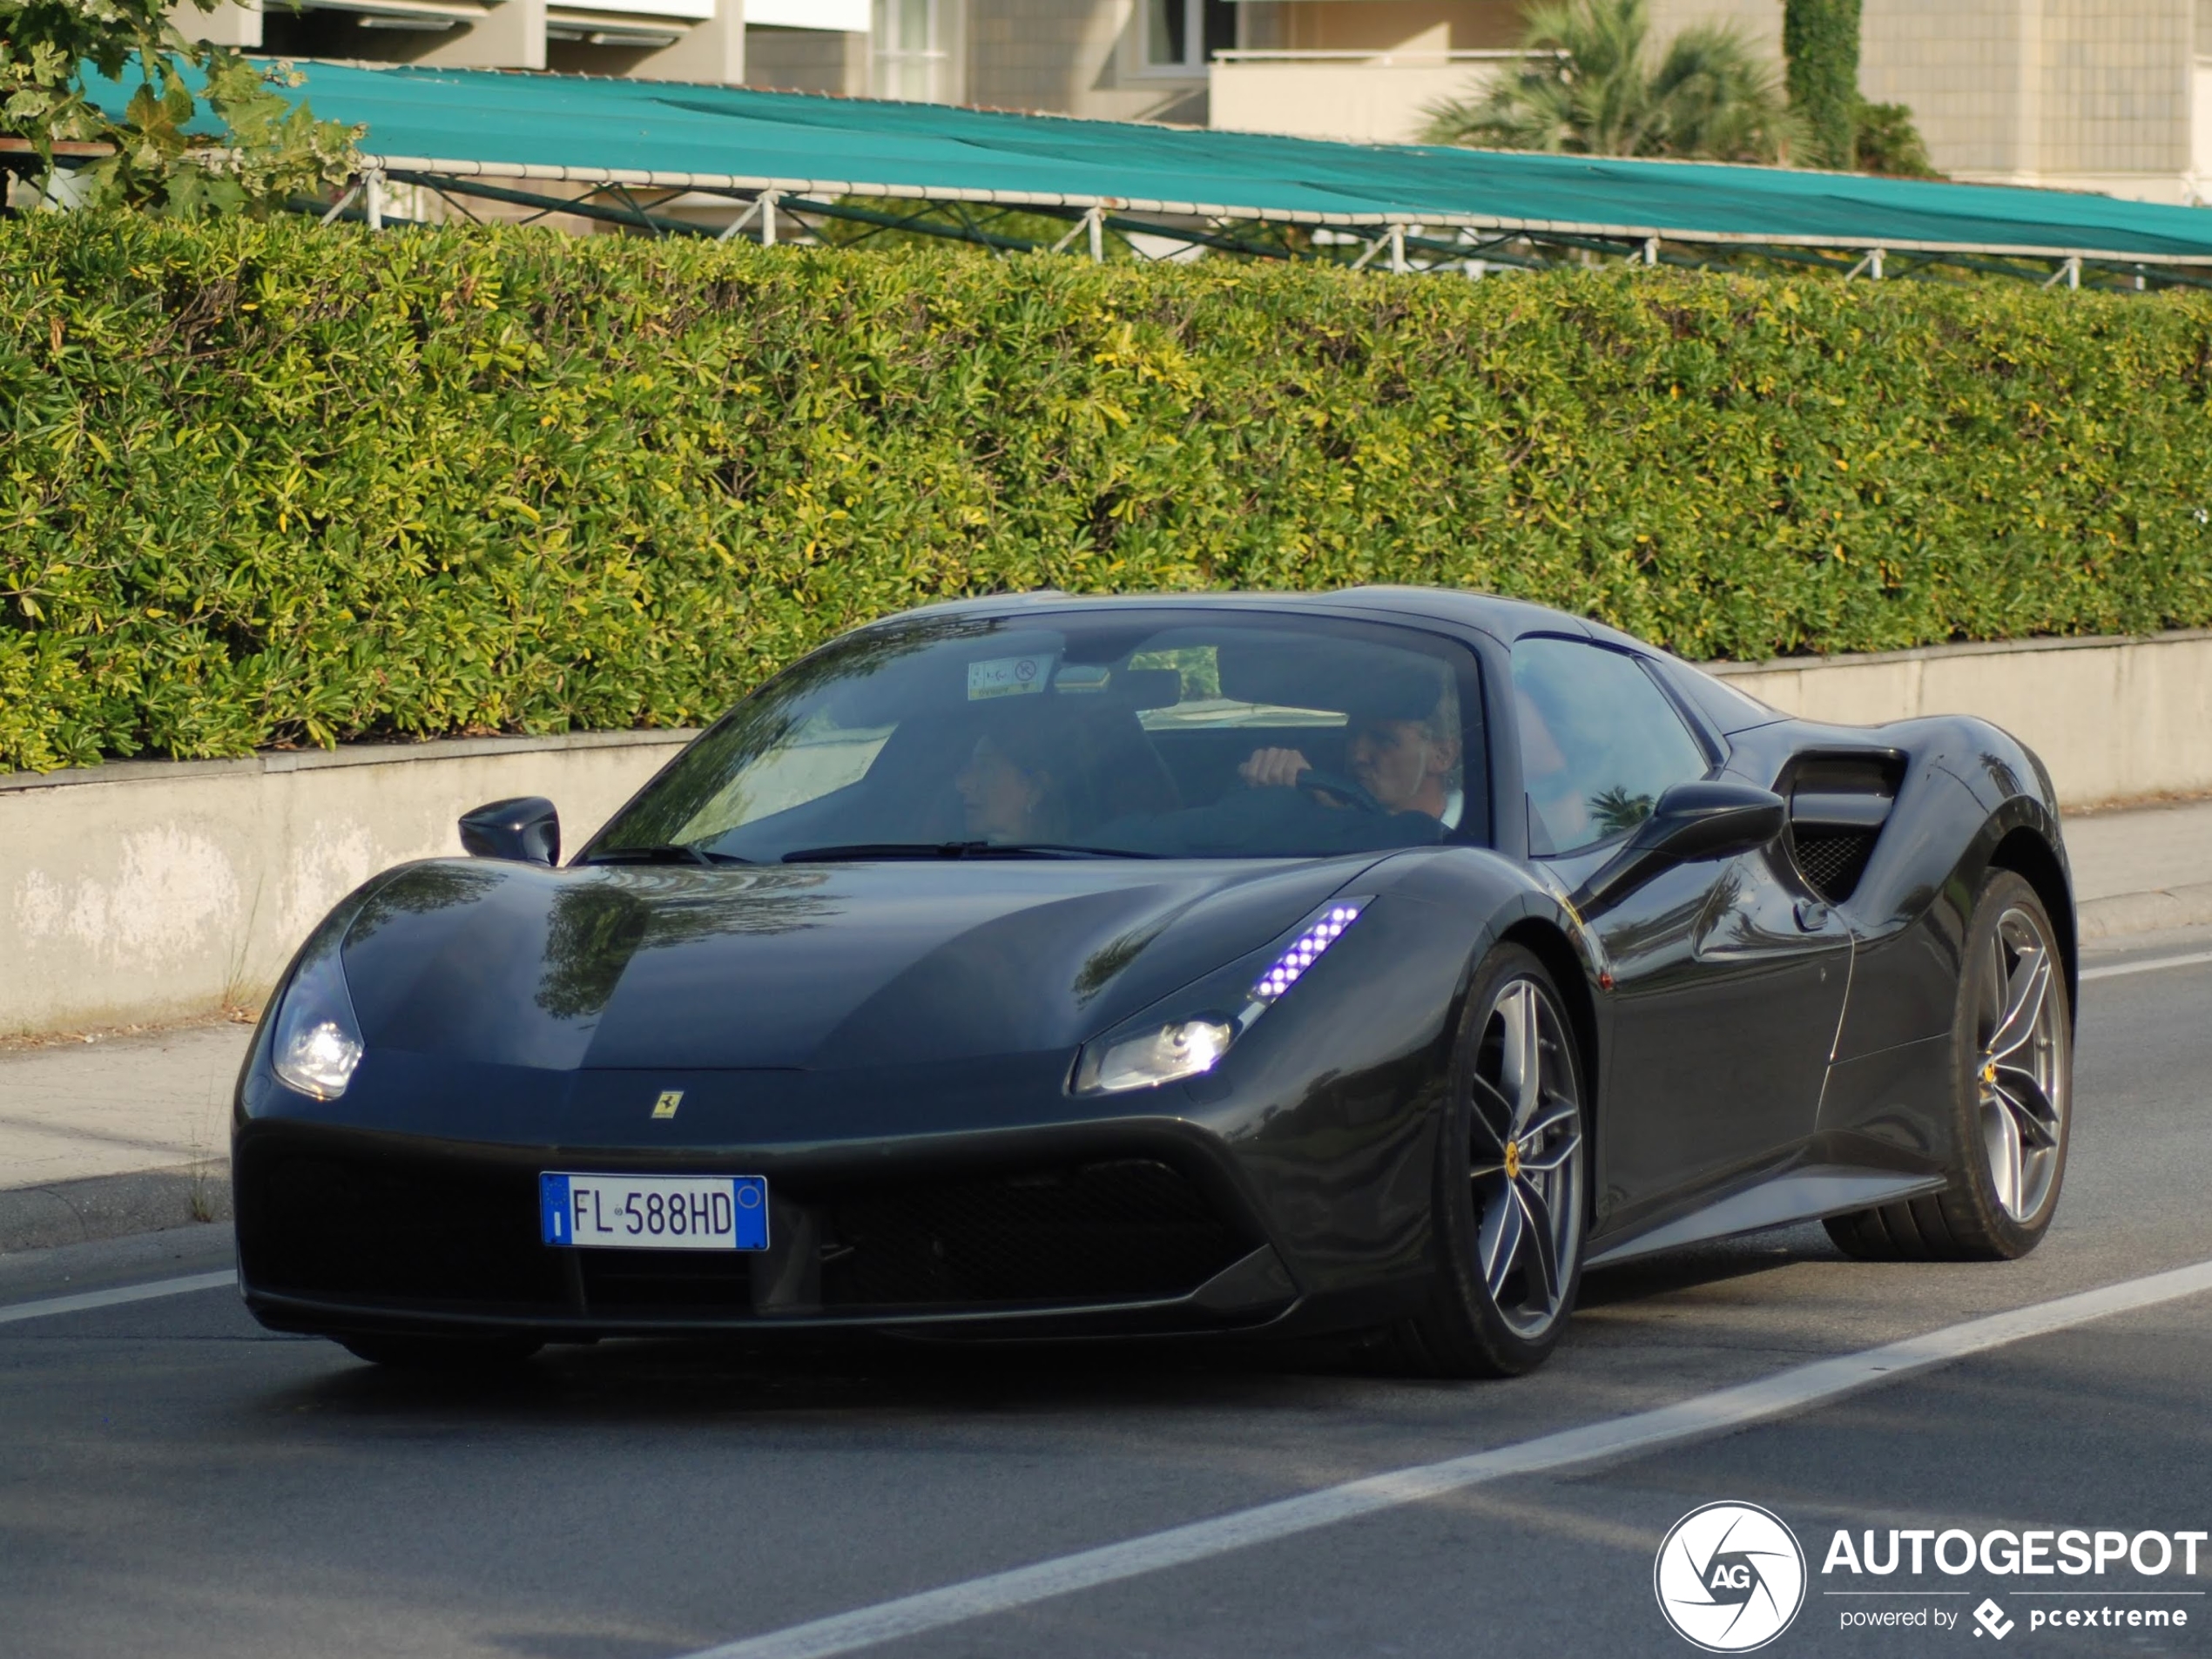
[
  {"x1": 681, "y1": 1257, "x2": 2212, "y2": 1659},
  {"x1": 2081, "y1": 948, "x2": 2212, "y2": 981},
  {"x1": 0, "y1": 1270, "x2": 234, "y2": 1326}
]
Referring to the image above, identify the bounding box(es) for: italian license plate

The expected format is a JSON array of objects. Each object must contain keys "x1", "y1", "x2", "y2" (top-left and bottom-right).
[{"x1": 539, "y1": 1172, "x2": 768, "y2": 1251}]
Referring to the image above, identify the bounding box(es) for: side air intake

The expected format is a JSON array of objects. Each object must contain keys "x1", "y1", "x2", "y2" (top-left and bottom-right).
[{"x1": 1784, "y1": 755, "x2": 1902, "y2": 905}]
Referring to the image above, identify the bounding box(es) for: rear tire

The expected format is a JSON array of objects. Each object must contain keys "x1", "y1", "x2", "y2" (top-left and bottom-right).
[
  {"x1": 339, "y1": 1333, "x2": 544, "y2": 1372},
  {"x1": 1396, "y1": 944, "x2": 1588, "y2": 1378},
  {"x1": 1824, "y1": 869, "x2": 2071, "y2": 1262}
]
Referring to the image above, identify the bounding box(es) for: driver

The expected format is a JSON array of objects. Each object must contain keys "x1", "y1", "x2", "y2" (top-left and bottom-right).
[{"x1": 1238, "y1": 691, "x2": 1462, "y2": 824}]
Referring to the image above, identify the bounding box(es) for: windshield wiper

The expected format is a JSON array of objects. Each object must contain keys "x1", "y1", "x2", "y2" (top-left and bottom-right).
[
  {"x1": 780, "y1": 841, "x2": 1157, "y2": 863},
  {"x1": 583, "y1": 844, "x2": 752, "y2": 867},
  {"x1": 988, "y1": 843, "x2": 1161, "y2": 860}
]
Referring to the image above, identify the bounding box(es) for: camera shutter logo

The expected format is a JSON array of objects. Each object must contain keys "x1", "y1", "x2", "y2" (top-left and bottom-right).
[{"x1": 1654, "y1": 1502, "x2": 1807, "y2": 1652}]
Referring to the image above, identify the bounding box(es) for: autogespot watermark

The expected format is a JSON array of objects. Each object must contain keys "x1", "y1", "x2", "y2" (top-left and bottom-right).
[
  {"x1": 1823, "y1": 1526, "x2": 2205, "y2": 1642},
  {"x1": 1655, "y1": 1502, "x2": 1809, "y2": 1652},
  {"x1": 1656, "y1": 1509, "x2": 2207, "y2": 1648}
]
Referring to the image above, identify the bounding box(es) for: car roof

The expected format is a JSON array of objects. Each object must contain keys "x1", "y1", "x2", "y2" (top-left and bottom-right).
[
  {"x1": 868, "y1": 585, "x2": 1596, "y2": 646},
  {"x1": 868, "y1": 588, "x2": 1785, "y2": 735}
]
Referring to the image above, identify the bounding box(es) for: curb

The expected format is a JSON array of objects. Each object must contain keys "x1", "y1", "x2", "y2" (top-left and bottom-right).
[
  {"x1": 0, "y1": 1161, "x2": 230, "y2": 1256},
  {"x1": 2078, "y1": 882, "x2": 2212, "y2": 941}
]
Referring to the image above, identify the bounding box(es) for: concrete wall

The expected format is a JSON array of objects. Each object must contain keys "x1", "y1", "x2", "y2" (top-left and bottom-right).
[
  {"x1": 967, "y1": 0, "x2": 1207, "y2": 125},
  {"x1": 747, "y1": 22, "x2": 869, "y2": 93},
  {"x1": 0, "y1": 732, "x2": 690, "y2": 1040},
  {"x1": 1860, "y1": 0, "x2": 2195, "y2": 203},
  {"x1": 1211, "y1": 0, "x2": 1778, "y2": 145},
  {"x1": 1711, "y1": 630, "x2": 2212, "y2": 806},
  {"x1": 8, "y1": 629, "x2": 2212, "y2": 1039},
  {"x1": 1259, "y1": 0, "x2": 1517, "y2": 52},
  {"x1": 1214, "y1": 0, "x2": 2200, "y2": 203},
  {"x1": 1212, "y1": 56, "x2": 1511, "y2": 145},
  {"x1": 1231, "y1": 0, "x2": 1772, "y2": 57},
  {"x1": 1650, "y1": 0, "x2": 1780, "y2": 57}
]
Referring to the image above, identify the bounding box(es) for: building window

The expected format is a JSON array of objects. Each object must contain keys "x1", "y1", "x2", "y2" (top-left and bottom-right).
[
  {"x1": 1144, "y1": 0, "x2": 1234, "y2": 74},
  {"x1": 874, "y1": 0, "x2": 954, "y2": 102}
]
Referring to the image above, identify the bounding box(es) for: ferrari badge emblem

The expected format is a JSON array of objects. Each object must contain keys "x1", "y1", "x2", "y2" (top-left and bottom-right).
[{"x1": 651, "y1": 1089, "x2": 684, "y2": 1120}]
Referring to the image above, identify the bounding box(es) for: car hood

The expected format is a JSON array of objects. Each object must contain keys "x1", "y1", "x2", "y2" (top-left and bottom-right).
[{"x1": 337, "y1": 855, "x2": 1377, "y2": 1072}]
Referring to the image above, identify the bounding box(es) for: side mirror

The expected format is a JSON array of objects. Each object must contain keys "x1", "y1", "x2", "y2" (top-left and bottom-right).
[
  {"x1": 1569, "y1": 780, "x2": 1784, "y2": 918},
  {"x1": 459, "y1": 797, "x2": 560, "y2": 866}
]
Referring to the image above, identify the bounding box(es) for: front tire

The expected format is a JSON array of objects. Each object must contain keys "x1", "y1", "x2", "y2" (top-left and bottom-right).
[
  {"x1": 1398, "y1": 945, "x2": 1588, "y2": 1378},
  {"x1": 1825, "y1": 869, "x2": 2072, "y2": 1261}
]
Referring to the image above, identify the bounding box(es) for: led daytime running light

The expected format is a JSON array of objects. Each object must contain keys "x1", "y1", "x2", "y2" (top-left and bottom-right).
[{"x1": 1251, "y1": 901, "x2": 1365, "y2": 1003}]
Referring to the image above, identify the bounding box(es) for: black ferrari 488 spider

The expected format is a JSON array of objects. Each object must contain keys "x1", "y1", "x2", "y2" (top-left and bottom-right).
[{"x1": 234, "y1": 589, "x2": 2074, "y2": 1376}]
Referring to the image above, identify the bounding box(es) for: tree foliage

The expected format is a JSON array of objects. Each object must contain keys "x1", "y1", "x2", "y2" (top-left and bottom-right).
[
  {"x1": 1782, "y1": 0, "x2": 1861, "y2": 170},
  {"x1": 6, "y1": 212, "x2": 2212, "y2": 772},
  {"x1": 1853, "y1": 98, "x2": 1937, "y2": 179},
  {"x1": 0, "y1": 0, "x2": 356, "y2": 213},
  {"x1": 1420, "y1": 0, "x2": 1799, "y2": 164}
]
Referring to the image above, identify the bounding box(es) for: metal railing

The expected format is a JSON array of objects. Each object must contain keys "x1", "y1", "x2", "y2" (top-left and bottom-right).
[
  {"x1": 1211, "y1": 49, "x2": 1554, "y2": 64},
  {"x1": 281, "y1": 162, "x2": 2212, "y2": 294}
]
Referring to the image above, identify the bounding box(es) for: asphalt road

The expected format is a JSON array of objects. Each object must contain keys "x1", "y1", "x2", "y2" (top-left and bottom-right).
[{"x1": 4, "y1": 940, "x2": 2211, "y2": 1659}]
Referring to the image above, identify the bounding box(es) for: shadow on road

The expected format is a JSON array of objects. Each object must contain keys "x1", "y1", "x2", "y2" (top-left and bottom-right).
[
  {"x1": 258, "y1": 1325, "x2": 1438, "y2": 1427},
  {"x1": 1575, "y1": 1219, "x2": 1845, "y2": 1309},
  {"x1": 248, "y1": 1224, "x2": 1856, "y2": 1427}
]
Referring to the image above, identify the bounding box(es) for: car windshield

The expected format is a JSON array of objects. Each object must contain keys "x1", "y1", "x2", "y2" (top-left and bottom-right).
[{"x1": 590, "y1": 610, "x2": 1487, "y2": 863}]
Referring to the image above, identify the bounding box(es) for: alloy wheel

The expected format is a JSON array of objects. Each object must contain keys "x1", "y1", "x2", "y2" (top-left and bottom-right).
[
  {"x1": 1976, "y1": 905, "x2": 2067, "y2": 1223},
  {"x1": 1467, "y1": 978, "x2": 1585, "y2": 1339}
]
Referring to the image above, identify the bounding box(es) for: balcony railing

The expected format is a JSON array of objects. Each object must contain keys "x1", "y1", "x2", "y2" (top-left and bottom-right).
[{"x1": 1210, "y1": 48, "x2": 1550, "y2": 147}]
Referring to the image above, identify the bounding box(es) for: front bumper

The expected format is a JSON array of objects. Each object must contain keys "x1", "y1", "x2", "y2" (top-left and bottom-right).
[{"x1": 233, "y1": 1115, "x2": 1303, "y2": 1342}]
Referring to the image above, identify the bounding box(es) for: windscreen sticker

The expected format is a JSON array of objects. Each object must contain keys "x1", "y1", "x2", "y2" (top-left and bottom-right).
[{"x1": 968, "y1": 653, "x2": 1056, "y2": 700}]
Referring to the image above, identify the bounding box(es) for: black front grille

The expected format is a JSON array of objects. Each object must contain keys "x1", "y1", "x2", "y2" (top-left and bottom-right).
[
  {"x1": 821, "y1": 1158, "x2": 1250, "y2": 1310},
  {"x1": 1794, "y1": 827, "x2": 1877, "y2": 903},
  {"x1": 238, "y1": 1149, "x2": 565, "y2": 1312},
  {"x1": 577, "y1": 1250, "x2": 752, "y2": 1315}
]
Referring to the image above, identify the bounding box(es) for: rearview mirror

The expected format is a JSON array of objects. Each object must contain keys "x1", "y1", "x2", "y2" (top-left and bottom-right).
[
  {"x1": 1569, "y1": 780, "x2": 1784, "y2": 919},
  {"x1": 459, "y1": 797, "x2": 560, "y2": 866}
]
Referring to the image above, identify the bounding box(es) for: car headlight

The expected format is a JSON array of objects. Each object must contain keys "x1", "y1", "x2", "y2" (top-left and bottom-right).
[
  {"x1": 1072, "y1": 898, "x2": 1368, "y2": 1096},
  {"x1": 1073, "y1": 1016, "x2": 1237, "y2": 1095},
  {"x1": 271, "y1": 932, "x2": 365, "y2": 1100}
]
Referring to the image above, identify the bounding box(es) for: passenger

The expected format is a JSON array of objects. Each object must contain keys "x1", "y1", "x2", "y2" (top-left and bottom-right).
[
  {"x1": 1238, "y1": 694, "x2": 1462, "y2": 825},
  {"x1": 955, "y1": 726, "x2": 1070, "y2": 844}
]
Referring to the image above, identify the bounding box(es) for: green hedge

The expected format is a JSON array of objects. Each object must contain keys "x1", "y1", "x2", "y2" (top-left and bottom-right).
[{"x1": 5, "y1": 212, "x2": 2212, "y2": 771}]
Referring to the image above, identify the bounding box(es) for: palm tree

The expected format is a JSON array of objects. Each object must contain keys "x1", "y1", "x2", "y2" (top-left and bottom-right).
[{"x1": 1420, "y1": 0, "x2": 1799, "y2": 165}]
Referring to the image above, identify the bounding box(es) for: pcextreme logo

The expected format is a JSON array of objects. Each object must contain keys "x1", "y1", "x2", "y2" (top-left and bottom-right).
[
  {"x1": 1656, "y1": 1502, "x2": 1810, "y2": 1653},
  {"x1": 1973, "y1": 1599, "x2": 2016, "y2": 1640}
]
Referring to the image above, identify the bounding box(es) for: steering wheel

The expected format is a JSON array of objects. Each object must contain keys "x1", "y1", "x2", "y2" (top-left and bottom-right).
[{"x1": 1297, "y1": 769, "x2": 1386, "y2": 815}]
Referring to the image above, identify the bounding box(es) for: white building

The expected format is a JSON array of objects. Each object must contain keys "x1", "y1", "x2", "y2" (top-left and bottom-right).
[
  {"x1": 1215, "y1": 0, "x2": 2212, "y2": 206},
  {"x1": 175, "y1": 0, "x2": 2212, "y2": 206}
]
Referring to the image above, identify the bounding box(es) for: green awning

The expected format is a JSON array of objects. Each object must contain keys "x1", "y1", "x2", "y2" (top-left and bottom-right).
[{"x1": 149, "y1": 58, "x2": 2212, "y2": 262}]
